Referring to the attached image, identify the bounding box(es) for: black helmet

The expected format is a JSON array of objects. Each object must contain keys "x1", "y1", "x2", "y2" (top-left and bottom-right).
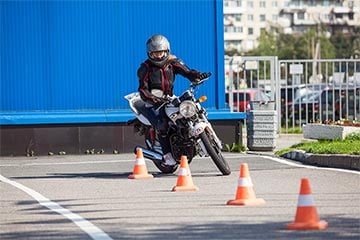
[{"x1": 146, "y1": 34, "x2": 170, "y2": 67}]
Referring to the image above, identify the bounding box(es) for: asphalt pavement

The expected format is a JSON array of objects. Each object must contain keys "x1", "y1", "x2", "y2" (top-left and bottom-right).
[{"x1": 1, "y1": 145, "x2": 359, "y2": 240}]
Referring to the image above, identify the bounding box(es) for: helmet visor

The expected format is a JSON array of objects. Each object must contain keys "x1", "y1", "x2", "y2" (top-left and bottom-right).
[{"x1": 149, "y1": 50, "x2": 168, "y2": 60}]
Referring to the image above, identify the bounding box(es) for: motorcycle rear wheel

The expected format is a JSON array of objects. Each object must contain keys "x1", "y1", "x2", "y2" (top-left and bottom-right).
[
  {"x1": 152, "y1": 160, "x2": 179, "y2": 174},
  {"x1": 200, "y1": 131, "x2": 231, "y2": 175}
]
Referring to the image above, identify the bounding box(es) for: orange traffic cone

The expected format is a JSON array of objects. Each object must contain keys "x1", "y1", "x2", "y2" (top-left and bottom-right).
[
  {"x1": 227, "y1": 163, "x2": 265, "y2": 206},
  {"x1": 172, "y1": 155, "x2": 198, "y2": 192},
  {"x1": 287, "y1": 178, "x2": 328, "y2": 230},
  {"x1": 128, "y1": 148, "x2": 154, "y2": 179}
]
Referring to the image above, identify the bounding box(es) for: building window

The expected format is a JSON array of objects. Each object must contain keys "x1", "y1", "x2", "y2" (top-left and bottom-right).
[
  {"x1": 225, "y1": 26, "x2": 243, "y2": 34},
  {"x1": 260, "y1": 1, "x2": 266, "y2": 8},
  {"x1": 248, "y1": 14, "x2": 254, "y2": 21},
  {"x1": 225, "y1": 0, "x2": 243, "y2": 8},
  {"x1": 322, "y1": 14, "x2": 330, "y2": 21},
  {"x1": 225, "y1": 40, "x2": 242, "y2": 51},
  {"x1": 248, "y1": 28, "x2": 253, "y2": 35},
  {"x1": 235, "y1": 0, "x2": 242, "y2": 7},
  {"x1": 297, "y1": 12, "x2": 305, "y2": 20},
  {"x1": 234, "y1": 26, "x2": 243, "y2": 33},
  {"x1": 349, "y1": 12, "x2": 354, "y2": 20},
  {"x1": 235, "y1": 14, "x2": 242, "y2": 21},
  {"x1": 260, "y1": 14, "x2": 266, "y2": 22},
  {"x1": 247, "y1": 1, "x2": 253, "y2": 8},
  {"x1": 272, "y1": 15, "x2": 278, "y2": 21},
  {"x1": 272, "y1": 1, "x2": 277, "y2": 7}
]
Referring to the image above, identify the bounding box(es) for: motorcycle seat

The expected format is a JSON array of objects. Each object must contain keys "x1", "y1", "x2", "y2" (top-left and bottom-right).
[{"x1": 133, "y1": 98, "x2": 148, "y2": 115}]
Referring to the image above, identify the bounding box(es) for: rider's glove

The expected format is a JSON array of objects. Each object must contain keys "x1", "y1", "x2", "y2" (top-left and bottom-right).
[
  {"x1": 199, "y1": 72, "x2": 212, "y2": 80},
  {"x1": 153, "y1": 101, "x2": 164, "y2": 110},
  {"x1": 194, "y1": 72, "x2": 212, "y2": 83},
  {"x1": 153, "y1": 99, "x2": 169, "y2": 110}
]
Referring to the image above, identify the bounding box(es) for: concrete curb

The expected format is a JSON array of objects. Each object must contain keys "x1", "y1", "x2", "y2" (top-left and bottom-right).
[{"x1": 281, "y1": 150, "x2": 360, "y2": 171}]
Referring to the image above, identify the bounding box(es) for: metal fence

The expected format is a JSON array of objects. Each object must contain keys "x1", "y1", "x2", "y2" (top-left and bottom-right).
[{"x1": 227, "y1": 57, "x2": 360, "y2": 133}]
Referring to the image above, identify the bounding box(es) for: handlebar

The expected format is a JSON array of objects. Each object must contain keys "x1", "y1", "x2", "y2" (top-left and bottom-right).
[{"x1": 155, "y1": 73, "x2": 211, "y2": 108}]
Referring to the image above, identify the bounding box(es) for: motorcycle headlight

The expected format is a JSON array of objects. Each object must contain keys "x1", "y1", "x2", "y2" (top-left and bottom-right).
[{"x1": 179, "y1": 100, "x2": 196, "y2": 118}]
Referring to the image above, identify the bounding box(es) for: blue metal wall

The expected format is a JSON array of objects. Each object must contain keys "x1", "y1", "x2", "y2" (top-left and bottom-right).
[{"x1": 1, "y1": 0, "x2": 231, "y2": 125}]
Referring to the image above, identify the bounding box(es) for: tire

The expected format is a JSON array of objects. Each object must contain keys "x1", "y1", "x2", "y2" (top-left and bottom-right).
[
  {"x1": 152, "y1": 160, "x2": 179, "y2": 174},
  {"x1": 200, "y1": 131, "x2": 231, "y2": 175},
  {"x1": 133, "y1": 146, "x2": 178, "y2": 174}
]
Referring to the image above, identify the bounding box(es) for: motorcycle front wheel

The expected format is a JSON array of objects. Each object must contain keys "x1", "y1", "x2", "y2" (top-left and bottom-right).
[{"x1": 200, "y1": 131, "x2": 231, "y2": 175}]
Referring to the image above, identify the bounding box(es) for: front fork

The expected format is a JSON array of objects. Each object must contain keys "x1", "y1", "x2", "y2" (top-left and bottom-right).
[{"x1": 190, "y1": 121, "x2": 222, "y2": 155}]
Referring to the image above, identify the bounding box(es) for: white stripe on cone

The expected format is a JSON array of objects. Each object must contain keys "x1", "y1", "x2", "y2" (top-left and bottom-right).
[
  {"x1": 178, "y1": 168, "x2": 189, "y2": 176},
  {"x1": 238, "y1": 177, "x2": 253, "y2": 187},
  {"x1": 135, "y1": 158, "x2": 145, "y2": 165},
  {"x1": 297, "y1": 194, "x2": 315, "y2": 206}
]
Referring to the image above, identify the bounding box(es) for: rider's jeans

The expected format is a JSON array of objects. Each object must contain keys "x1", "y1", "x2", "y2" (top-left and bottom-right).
[{"x1": 142, "y1": 107, "x2": 171, "y2": 154}]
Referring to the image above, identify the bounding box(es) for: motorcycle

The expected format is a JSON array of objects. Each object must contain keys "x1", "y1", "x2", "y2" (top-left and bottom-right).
[{"x1": 124, "y1": 77, "x2": 231, "y2": 175}]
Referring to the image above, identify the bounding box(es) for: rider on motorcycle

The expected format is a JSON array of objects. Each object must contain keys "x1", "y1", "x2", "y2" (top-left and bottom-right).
[{"x1": 137, "y1": 34, "x2": 211, "y2": 166}]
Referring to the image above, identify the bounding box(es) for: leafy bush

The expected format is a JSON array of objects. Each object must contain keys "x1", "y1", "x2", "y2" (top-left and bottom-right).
[
  {"x1": 345, "y1": 132, "x2": 360, "y2": 141},
  {"x1": 225, "y1": 143, "x2": 246, "y2": 152}
]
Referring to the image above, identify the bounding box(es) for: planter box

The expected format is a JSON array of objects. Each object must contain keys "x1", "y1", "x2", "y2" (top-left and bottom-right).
[
  {"x1": 303, "y1": 124, "x2": 360, "y2": 140},
  {"x1": 246, "y1": 109, "x2": 277, "y2": 151},
  {"x1": 247, "y1": 136, "x2": 276, "y2": 151}
]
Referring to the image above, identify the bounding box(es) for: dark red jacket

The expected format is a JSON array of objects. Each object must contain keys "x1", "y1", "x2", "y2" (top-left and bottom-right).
[{"x1": 137, "y1": 56, "x2": 201, "y2": 104}]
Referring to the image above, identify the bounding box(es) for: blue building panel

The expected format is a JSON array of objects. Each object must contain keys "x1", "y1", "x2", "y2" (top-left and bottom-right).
[{"x1": 0, "y1": 0, "x2": 238, "y2": 125}]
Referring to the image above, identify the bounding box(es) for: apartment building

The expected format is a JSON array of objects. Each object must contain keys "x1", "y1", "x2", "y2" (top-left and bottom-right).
[{"x1": 224, "y1": 0, "x2": 360, "y2": 54}]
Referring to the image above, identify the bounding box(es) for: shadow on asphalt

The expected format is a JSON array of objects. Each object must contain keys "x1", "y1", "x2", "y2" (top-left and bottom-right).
[{"x1": 1, "y1": 215, "x2": 358, "y2": 240}]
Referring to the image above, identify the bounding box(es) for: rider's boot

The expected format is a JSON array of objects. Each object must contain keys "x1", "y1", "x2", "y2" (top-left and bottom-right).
[{"x1": 163, "y1": 152, "x2": 177, "y2": 166}]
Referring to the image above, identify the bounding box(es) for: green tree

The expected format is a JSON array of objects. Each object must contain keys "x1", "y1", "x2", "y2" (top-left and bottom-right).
[
  {"x1": 294, "y1": 29, "x2": 336, "y2": 59},
  {"x1": 249, "y1": 29, "x2": 336, "y2": 60},
  {"x1": 277, "y1": 34, "x2": 296, "y2": 59},
  {"x1": 350, "y1": 26, "x2": 360, "y2": 59},
  {"x1": 249, "y1": 29, "x2": 278, "y2": 56},
  {"x1": 318, "y1": 34, "x2": 336, "y2": 59},
  {"x1": 330, "y1": 32, "x2": 352, "y2": 58}
]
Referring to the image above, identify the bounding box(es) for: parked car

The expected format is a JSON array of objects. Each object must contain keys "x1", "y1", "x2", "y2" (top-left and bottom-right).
[
  {"x1": 317, "y1": 86, "x2": 360, "y2": 121},
  {"x1": 288, "y1": 91, "x2": 321, "y2": 123},
  {"x1": 343, "y1": 88, "x2": 360, "y2": 120},
  {"x1": 288, "y1": 86, "x2": 360, "y2": 123},
  {"x1": 225, "y1": 88, "x2": 269, "y2": 112},
  {"x1": 280, "y1": 84, "x2": 327, "y2": 122},
  {"x1": 227, "y1": 85, "x2": 359, "y2": 122}
]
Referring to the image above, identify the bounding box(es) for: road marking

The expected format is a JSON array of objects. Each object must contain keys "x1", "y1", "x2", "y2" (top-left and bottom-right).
[
  {"x1": 261, "y1": 156, "x2": 360, "y2": 175},
  {"x1": 0, "y1": 174, "x2": 113, "y2": 240}
]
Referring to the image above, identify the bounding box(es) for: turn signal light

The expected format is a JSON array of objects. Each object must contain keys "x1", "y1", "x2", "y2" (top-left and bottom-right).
[{"x1": 198, "y1": 96, "x2": 207, "y2": 103}]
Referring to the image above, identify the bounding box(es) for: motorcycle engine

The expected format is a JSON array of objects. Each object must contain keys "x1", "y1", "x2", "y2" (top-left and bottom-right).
[{"x1": 169, "y1": 133, "x2": 195, "y2": 163}]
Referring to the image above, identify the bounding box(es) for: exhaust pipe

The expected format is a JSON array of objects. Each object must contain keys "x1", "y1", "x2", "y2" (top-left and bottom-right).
[
  {"x1": 145, "y1": 139, "x2": 162, "y2": 153},
  {"x1": 134, "y1": 146, "x2": 163, "y2": 162}
]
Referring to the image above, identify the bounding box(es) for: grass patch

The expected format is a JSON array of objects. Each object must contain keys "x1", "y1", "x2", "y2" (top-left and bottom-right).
[
  {"x1": 275, "y1": 132, "x2": 360, "y2": 156},
  {"x1": 225, "y1": 143, "x2": 246, "y2": 152},
  {"x1": 280, "y1": 126, "x2": 303, "y2": 134}
]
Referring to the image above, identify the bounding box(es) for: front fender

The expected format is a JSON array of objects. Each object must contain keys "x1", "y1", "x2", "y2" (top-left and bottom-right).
[
  {"x1": 191, "y1": 122, "x2": 223, "y2": 150},
  {"x1": 190, "y1": 122, "x2": 208, "y2": 137}
]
